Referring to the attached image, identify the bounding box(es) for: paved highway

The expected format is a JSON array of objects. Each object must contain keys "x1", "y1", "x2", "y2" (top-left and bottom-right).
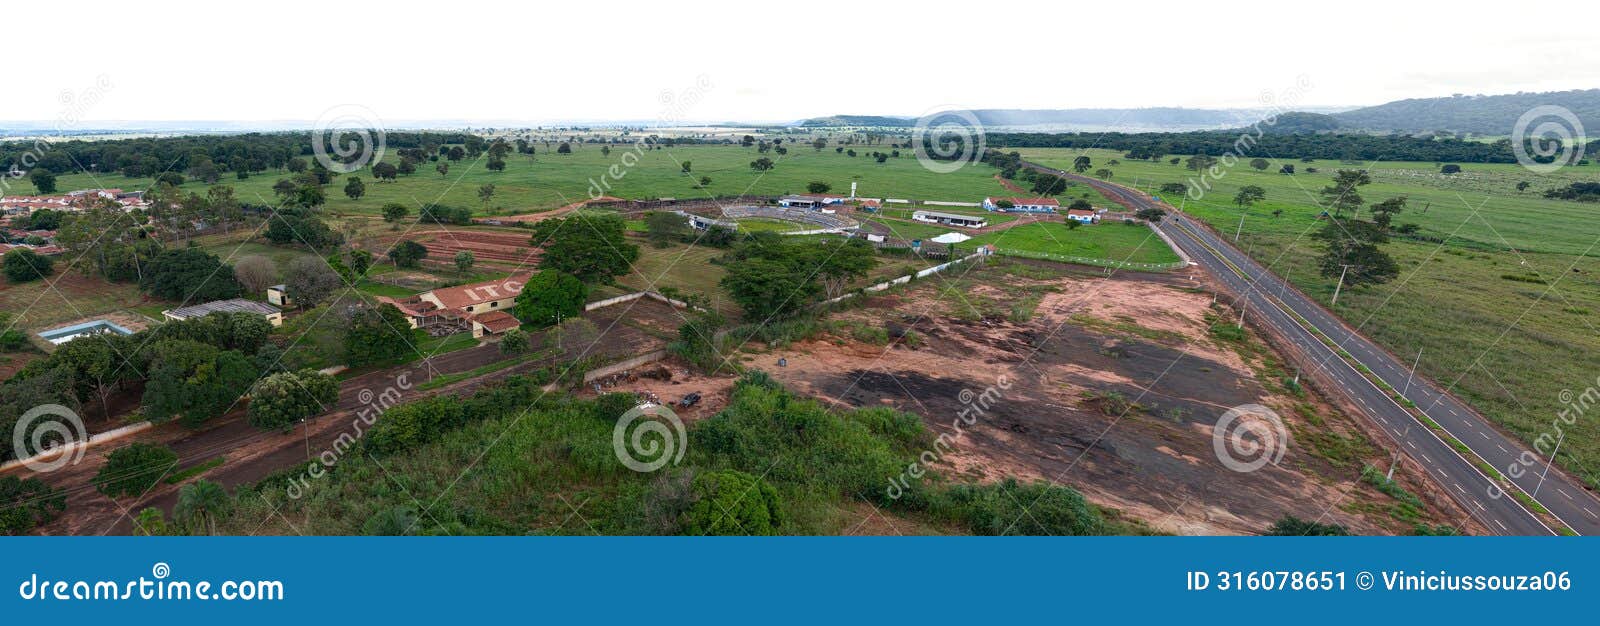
[{"x1": 1022, "y1": 161, "x2": 1600, "y2": 535}]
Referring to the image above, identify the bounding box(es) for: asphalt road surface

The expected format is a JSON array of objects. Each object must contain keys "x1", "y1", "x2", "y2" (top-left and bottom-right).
[{"x1": 1024, "y1": 161, "x2": 1600, "y2": 536}]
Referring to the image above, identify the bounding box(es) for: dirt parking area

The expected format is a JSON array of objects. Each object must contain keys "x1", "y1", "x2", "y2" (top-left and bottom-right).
[{"x1": 763, "y1": 258, "x2": 1480, "y2": 535}]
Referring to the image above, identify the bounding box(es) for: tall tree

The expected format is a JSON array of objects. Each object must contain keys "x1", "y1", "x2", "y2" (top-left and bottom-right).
[
  {"x1": 530, "y1": 214, "x2": 638, "y2": 282},
  {"x1": 343, "y1": 176, "x2": 366, "y2": 200},
  {"x1": 1319, "y1": 169, "x2": 1372, "y2": 217},
  {"x1": 513, "y1": 269, "x2": 587, "y2": 328},
  {"x1": 345, "y1": 304, "x2": 417, "y2": 366}
]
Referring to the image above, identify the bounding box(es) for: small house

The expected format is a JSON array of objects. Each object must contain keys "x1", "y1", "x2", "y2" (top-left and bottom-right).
[{"x1": 266, "y1": 284, "x2": 292, "y2": 308}]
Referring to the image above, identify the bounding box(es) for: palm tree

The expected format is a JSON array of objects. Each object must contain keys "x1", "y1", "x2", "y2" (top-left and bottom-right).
[{"x1": 175, "y1": 480, "x2": 233, "y2": 536}]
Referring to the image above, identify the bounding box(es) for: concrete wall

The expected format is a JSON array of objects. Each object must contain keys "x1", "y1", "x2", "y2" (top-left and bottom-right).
[{"x1": 581, "y1": 349, "x2": 668, "y2": 384}]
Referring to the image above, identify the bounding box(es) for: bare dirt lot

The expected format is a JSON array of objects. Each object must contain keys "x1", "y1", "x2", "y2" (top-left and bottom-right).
[
  {"x1": 762, "y1": 257, "x2": 1481, "y2": 535},
  {"x1": 368, "y1": 227, "x2": 541, "y2": 267}
]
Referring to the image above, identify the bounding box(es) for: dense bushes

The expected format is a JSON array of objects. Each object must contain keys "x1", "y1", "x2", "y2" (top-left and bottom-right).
[
  {"x1": 0, "y1": 476, "x2": 66, "y2": 535},
  {"x1": 679, "y1": 470, "x2": 784, "y2": 535},
  {"x1": 95, "y1": 443, "x2": 179, "y2": 498},
  {"x1": 228, "y1": 370, "x2": 1133, "y2": 536},
  {"x1": 2, "y1": 248, "x2": 54, "y2": 283}
]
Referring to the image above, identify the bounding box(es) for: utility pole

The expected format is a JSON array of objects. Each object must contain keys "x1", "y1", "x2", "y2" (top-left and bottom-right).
[
  {"x1": 1330, "y1": 264, "x2": 1354, "y2": 306},
  {"x1": 1535, "y1": 430, "x2": 1564, "y2": 496},
  {"x1": 1403, "y1": 347, "x2": 1422, "y2": 397},
  {"x1": 1235, "y1": 209, "x2": 1247, "y2": 242}
]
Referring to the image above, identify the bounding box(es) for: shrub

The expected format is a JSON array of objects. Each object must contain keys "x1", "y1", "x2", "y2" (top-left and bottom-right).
[
  {"x1": 95, "y1": 443, "x2": 179, "y2": 498},
  {"x1": 924, "y1": 479, "x2": 1105, "y2": 536},
  {"x1": 679, "y1": 469, "x2": 785, "y2": 535},
  {"x1": 2, "y1": 249, "x2": 54, "y2": 283}
]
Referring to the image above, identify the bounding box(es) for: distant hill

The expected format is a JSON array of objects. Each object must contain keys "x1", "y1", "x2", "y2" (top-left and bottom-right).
[
  {"x1": 798, "y1": 108, "x2": 1270, "y2": 131},
  {"x1": 1326, "y1": 89, "x2": 1600, "y2": 134},
  {"x1": 798, "y1": 115, "x2": 915, "y2": 127},
  {"x1": 1258, "y1": 111, "x2": 1342, "y2": 134}
]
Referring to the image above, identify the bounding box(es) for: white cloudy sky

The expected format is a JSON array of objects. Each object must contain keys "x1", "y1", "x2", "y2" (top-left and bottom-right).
[{"x1": 7, "y1": 0, "x2": 1597, "y2": 124}]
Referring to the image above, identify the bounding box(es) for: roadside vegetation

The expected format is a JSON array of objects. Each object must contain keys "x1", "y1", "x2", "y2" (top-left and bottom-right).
[
  {"x1": 1020, "y1": 147, "x2": 1600, "y2": 487},
  {"x1": 214, "y1": 371, "x2": 1149, "y2": 536}
]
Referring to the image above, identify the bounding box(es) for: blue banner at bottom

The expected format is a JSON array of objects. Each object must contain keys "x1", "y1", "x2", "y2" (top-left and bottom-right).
[{"x1": 1, "y1": 537, "x2": 1588, "y2": 623}]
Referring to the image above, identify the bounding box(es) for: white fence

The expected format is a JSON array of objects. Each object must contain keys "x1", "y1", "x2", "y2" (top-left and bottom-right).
[
  {"x1": 0, "y1": 420, "x2": 154, "y2": 472},
  {"x1": 586, "y1": 290, "x2": 705, "y2": 312},
  {"x1": 819, "y1": 250, "x2": 990, "y2": 306}
]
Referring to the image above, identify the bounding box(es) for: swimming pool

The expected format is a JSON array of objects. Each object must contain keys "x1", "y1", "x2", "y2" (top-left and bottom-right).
[{"x1": 37, "y1": 319, "x2": 135, "y2": 345}]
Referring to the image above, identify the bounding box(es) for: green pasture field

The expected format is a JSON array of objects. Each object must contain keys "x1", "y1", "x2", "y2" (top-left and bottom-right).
[
  {"x1": 969, "y1": 220, "x2": 1182, "y2": 266},
  {"x1": 1016, "y1": 147, "x2": 1600, "y2": 485},
  {"x1": 27, "y1": 144, "x2": 1019, "y2": 218}
]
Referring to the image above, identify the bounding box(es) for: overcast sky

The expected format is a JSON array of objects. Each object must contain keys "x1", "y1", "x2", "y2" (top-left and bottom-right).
[{"x1": 7, "y1": 0, "x2": 1597, "y2": 125}]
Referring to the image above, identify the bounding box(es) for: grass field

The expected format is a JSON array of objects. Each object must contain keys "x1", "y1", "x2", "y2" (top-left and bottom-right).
[
  {"x1": 614, "y1": 239, "x2": 736, "y2": 316},
  {"x1": 27, "y1": 144, "x2": 1021, "y2": 217},
  {"x1": 1015, "y1": 146, "x2": 1600, "y2": 486},
  {"x1": 970, "y1": 221, "x2": 1182, "y2": 266}
]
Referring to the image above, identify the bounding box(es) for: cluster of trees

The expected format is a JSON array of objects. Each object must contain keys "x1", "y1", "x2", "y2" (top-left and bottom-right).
[
  {"x1": 1543, "y1": 182, "x2": 1600, "y2": 202},
  {"x1": 140, "y1": 248, "x2": 243, "y2": 301},
  {"x1": 528, "y1": 213, "x2": 638, "y2": 283},
  {"x1": 513, "y1": 269, "x2": 587, "y2": 328},
  {"x1": 0, "y1": 131, "x2": 475, "y2": 184},
  {"x1": 2, "y1": 248, "x2": 54, "y2": 283},
  {"x1": 0, "y1": 476, "x2": 65, "y2": 535},
  {"x1": 0, "y1": 310, "x2": 290, "y2": 462},
  {"x1": 719, "y1": 234, "x2": 877, "y2": 319},
  {"x1": 982, "y1": 131, "x2": 1587, "y2": 165},
  {"x1": 1313, "y1": 170, "x2": 1404, "y2": 289}
]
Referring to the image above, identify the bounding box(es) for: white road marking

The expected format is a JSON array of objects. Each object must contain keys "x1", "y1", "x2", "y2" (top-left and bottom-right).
[
  {"x1": 1584, "y1": 506, "x2": 1597, "y2": 519},
  {"x1": 1475, "y1": 501, "x2": 1486, "y2": 512},
  {"x1": 1496, "y1": 519, "x2": 1507, "y2": 531},
  {"x1": 1558, "y1": 488, "x2": 1573, "y2": 499},
  {"x1": 1407, "y1": 440, "x2": 1417, "y2": 450},
  {"x1": 1479, "y1": 431, "x2": 1489, "y2": 440},
  {"x1": 1421, "y1": 454, "x2": 1432, "y2": 464},
  {"x1": 1454, "y1": 483, "x2": 1466, "y2": 494},
  {"x1": 1497, "y1": 445, "x2": 1508, "y2": 453}
]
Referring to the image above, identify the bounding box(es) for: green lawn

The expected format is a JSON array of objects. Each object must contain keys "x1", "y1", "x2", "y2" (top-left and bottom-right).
[
  {"x1": 613, "y1": 238, "x2": 736, "y2": 316},
  {"x1": 1015, "y1": 146, "x2": 1600, "y2": 486},
  {"x1": 968, "y1": 221, "x2": 1182, "y2": 267}
]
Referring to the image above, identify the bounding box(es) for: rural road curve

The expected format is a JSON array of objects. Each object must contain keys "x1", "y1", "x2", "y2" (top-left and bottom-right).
[{"x1": 1022, "y1": 161, "x2": 1600, "y2": 536}]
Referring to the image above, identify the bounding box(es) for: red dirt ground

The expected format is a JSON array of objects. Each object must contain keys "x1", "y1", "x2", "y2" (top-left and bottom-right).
[
  {"x1": 8, "y1": 298, "x2": 684, "y2": 535},
  {"x1": 493, "y1": 196, "x2": 624, "y2": 223}
]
